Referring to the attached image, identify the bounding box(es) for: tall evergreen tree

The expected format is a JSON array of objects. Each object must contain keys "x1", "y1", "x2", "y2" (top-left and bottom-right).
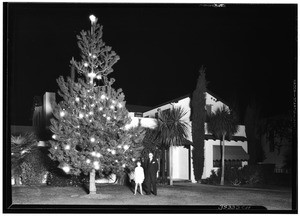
[
  {"x1": 244, "y1": 100, "x2": 265, "y2": 165},
  {"x1": 191, "y1": 66, "x2": 207, "y2": 182},
  {"x1": 49, "y1": 15, "x2": 145, "y2": 195}
]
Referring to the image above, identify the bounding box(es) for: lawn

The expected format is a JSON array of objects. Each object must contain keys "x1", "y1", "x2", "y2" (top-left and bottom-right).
[{"x1": 10, "y1": 182, "x2": 293, "y2": 212}]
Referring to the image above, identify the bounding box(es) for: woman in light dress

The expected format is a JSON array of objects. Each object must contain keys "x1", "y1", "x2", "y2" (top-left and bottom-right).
[{"x1": 134, "y1": 161, "x2": 145, "y2": 195}]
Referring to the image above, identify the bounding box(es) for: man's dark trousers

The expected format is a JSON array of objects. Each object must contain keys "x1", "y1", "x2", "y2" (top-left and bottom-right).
[{"x1": 145, "y1": 159, "x2": 158, "y2": 195}]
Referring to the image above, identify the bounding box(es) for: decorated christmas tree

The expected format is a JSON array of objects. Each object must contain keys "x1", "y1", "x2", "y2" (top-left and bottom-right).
[{"x1": 49, "y1": 15, "x2": 145, "y2": 194}]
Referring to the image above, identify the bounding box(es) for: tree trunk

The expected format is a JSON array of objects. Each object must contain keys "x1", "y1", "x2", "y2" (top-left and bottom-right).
[
  {"x1": 89, "y1": 169, "x2": 96, "y2": 194},
  {"x1": 220, "y1": 134, "x2": 225, "y2": 186},
  {"x1": 169, "y1": 144, "x2": 173, "y2": 186},
  {"x1": 14, "y1": 175, "x2": 21, "y2": 186},
  {"x1": 161, "y1": 148, "x2": 166, "y2": 184}
]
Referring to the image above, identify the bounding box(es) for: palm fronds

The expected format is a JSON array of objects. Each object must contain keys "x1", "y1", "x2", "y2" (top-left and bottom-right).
[{"x1": 157, "y1": 106, "x2": 189, "y2": 147}]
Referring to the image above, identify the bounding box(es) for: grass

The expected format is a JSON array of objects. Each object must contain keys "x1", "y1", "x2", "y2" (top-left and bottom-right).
[{"x1": 11, "y1": 182, "x2": 293, "y2": 211}]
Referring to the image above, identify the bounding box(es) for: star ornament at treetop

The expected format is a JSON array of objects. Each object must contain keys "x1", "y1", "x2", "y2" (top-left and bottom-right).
[{"x1": 89, "y1": 15, "x2": 98, "y2": 24}]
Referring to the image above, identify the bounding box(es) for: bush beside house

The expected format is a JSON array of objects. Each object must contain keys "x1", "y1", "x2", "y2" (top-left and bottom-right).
[{"x1": 202, "y1": 164, "x2": 291, "y2": 187}]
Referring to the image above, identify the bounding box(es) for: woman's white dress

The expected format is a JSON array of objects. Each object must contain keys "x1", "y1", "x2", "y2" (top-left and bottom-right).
[{"x1": 134, "y1": 166, "x2": 145, "y2": 183}]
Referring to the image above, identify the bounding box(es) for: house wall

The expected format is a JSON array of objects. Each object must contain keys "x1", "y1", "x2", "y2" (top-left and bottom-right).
[
  {"x1": 172, "y1": 146, "x2": 189, "y2": 179},
  {"x1": 203, "y1": 139, "x2": 248, "y2": 178},
  {"x1": 43, "y1": 92, "x2": 56, "y2": 130},
  {"x1": 141, "y1": 92, "x2": 247, "y2": 182},
  {"x1": 125, "y1": 114, "x2": 157, "y2": 130}
]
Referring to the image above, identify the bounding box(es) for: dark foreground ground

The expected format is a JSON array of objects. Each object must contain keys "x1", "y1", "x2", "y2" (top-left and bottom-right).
[{"x1": 11, "y1": 182, "x2": 293, "y2": 212}]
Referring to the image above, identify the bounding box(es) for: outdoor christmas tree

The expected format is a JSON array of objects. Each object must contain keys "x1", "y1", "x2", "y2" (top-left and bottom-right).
[{"x1": 49, "y1": 15, "x2": 145, "y2": 195}]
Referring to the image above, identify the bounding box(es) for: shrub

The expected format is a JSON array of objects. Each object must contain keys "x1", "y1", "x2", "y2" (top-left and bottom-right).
[
  {"x1": 46, "y1": 159, "x2": 89, "y2": 187},
  {"x1": 224, "y1": 166, "x2": 243, "y2": 186},
  {"x1": 205, "y1": 169, "x2": 221, "y2": 185},
  {"x1": 241, "y1": 165, "x2": 264, "y2": 185},
  {"x1": 11, "y1": 132, "x2": 38, "y2": 185},
  {"x1": 20, "y1": 147, "x2": 48, "y2": 186},
  {"x1": 46, "y1": 170, "x2": 88, "y2": 187}
]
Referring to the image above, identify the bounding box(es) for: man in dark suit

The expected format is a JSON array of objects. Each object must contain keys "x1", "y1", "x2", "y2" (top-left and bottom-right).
[{"x1": 145, "y1": 152, "x2": 158, "y2": 195}]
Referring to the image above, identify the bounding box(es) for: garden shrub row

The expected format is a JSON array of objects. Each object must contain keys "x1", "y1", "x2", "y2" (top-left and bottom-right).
[{"x1": 202, "y1": 164, "x2": 291, "y2": 187}]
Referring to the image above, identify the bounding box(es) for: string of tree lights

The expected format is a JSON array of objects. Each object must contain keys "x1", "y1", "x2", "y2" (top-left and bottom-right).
[{"x1": 48, "y1": 15, "x2": 145, "y2": 195}]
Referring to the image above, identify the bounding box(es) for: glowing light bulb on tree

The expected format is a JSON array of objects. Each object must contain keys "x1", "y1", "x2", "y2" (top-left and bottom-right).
[
  {"x1": 123, "y1": 145, "x2": 129, "y2": 151},
  {"x1": 79, "y1": 113, "x2": 84, "y2": 119},
  {"x1": 93, "y1": 161, "x2": 100, "y2": 170},
  {"x1": 84, "y1": 62, "x2": 89, "y2": 67},
  {"x1": 91, "y1": 151, "x2": 96, "y2": 156},
  {"x1": 118, "y1": 103, "x2": 123, "y2": 108},
  {"x1": 90, "y1": 137, "x2": 95, "y2": 142},
  {"x1": 111, "y1": 150, "x2": 116, "y2": 155},
  {"x1": 100, "y1": 94, "x2": 106, "y2": 100},
  {"x1": 65, "y1": 145, "x2": 70, "y2": 150},
  {"x1": 88, "y1": 72, "x2": 96, "y2": 84},
  {"x1": 75, "y1": 97, "x2": 80, "y2": 102},
  {"x1": 96, "y1": 153, "x2": 101, "y2": 158},
  {"x1": 60, "y1": 111, "x2": 65, "y2": 117},
  {"x1": 62, "y1": 166, "x2": 70, "y2": 173},
  {"x1": 96, "y1": 75, "x2": 101, "y2": 80},
  {"x1": 52, "y1": 134, "x2": 57, "y2": 140},
  {"x1": 107, "y1": 116, "x2": 111, "y2": 121},
  {"x1": 99, "y1": 107, "x2": 103, "y2": 111},
  {"x1": 110, "y1": 105, "x2": 115, "y2": 110},
  {"x1": 86, "y1": 159, "x2": 91, "y2": 164},
  {"x1": 89, "y1": 111, "x2": 93, "y2": 115}
]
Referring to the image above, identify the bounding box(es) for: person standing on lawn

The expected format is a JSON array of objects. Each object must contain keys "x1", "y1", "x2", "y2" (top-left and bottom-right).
[
  {"x1": 133, "y1": 161, "x2": 145, "y2": 195},
  {"x1": 145, "y1": 152, "x2": 159, "y2": 195}
]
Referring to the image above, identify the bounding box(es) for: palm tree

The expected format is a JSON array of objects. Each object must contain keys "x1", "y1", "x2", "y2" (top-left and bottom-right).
[
  {"x1": 156, "y1": 106, "x2": 189, "y2": 185},
  {"x1": 141, "y1": 128, "x2": 160, "y2": 159},
  {"x1": 11, "y1": 132, "x2": 38, "y2": 185},
  {"x1": 207, "y1": 105, "x2": 239, "y2": 185}
]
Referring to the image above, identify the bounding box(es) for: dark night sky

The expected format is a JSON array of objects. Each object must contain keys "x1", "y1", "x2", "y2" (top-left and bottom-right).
[{"x1": 6, "y1": 3, "x2": 297, "y2": 126}]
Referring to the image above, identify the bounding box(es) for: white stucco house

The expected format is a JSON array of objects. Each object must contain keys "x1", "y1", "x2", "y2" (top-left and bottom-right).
[
  {"x1": 126, "y1": 91, "x2": 249, "y2": 182},
  {"x1": 34, "y1": 91, "x2": 249, "y2": 183}
]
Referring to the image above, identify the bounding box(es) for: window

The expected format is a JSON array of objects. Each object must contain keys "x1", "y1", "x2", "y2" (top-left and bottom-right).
[{"x1": 134, "y1": 112, "x2": 143, "y2": 117}]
